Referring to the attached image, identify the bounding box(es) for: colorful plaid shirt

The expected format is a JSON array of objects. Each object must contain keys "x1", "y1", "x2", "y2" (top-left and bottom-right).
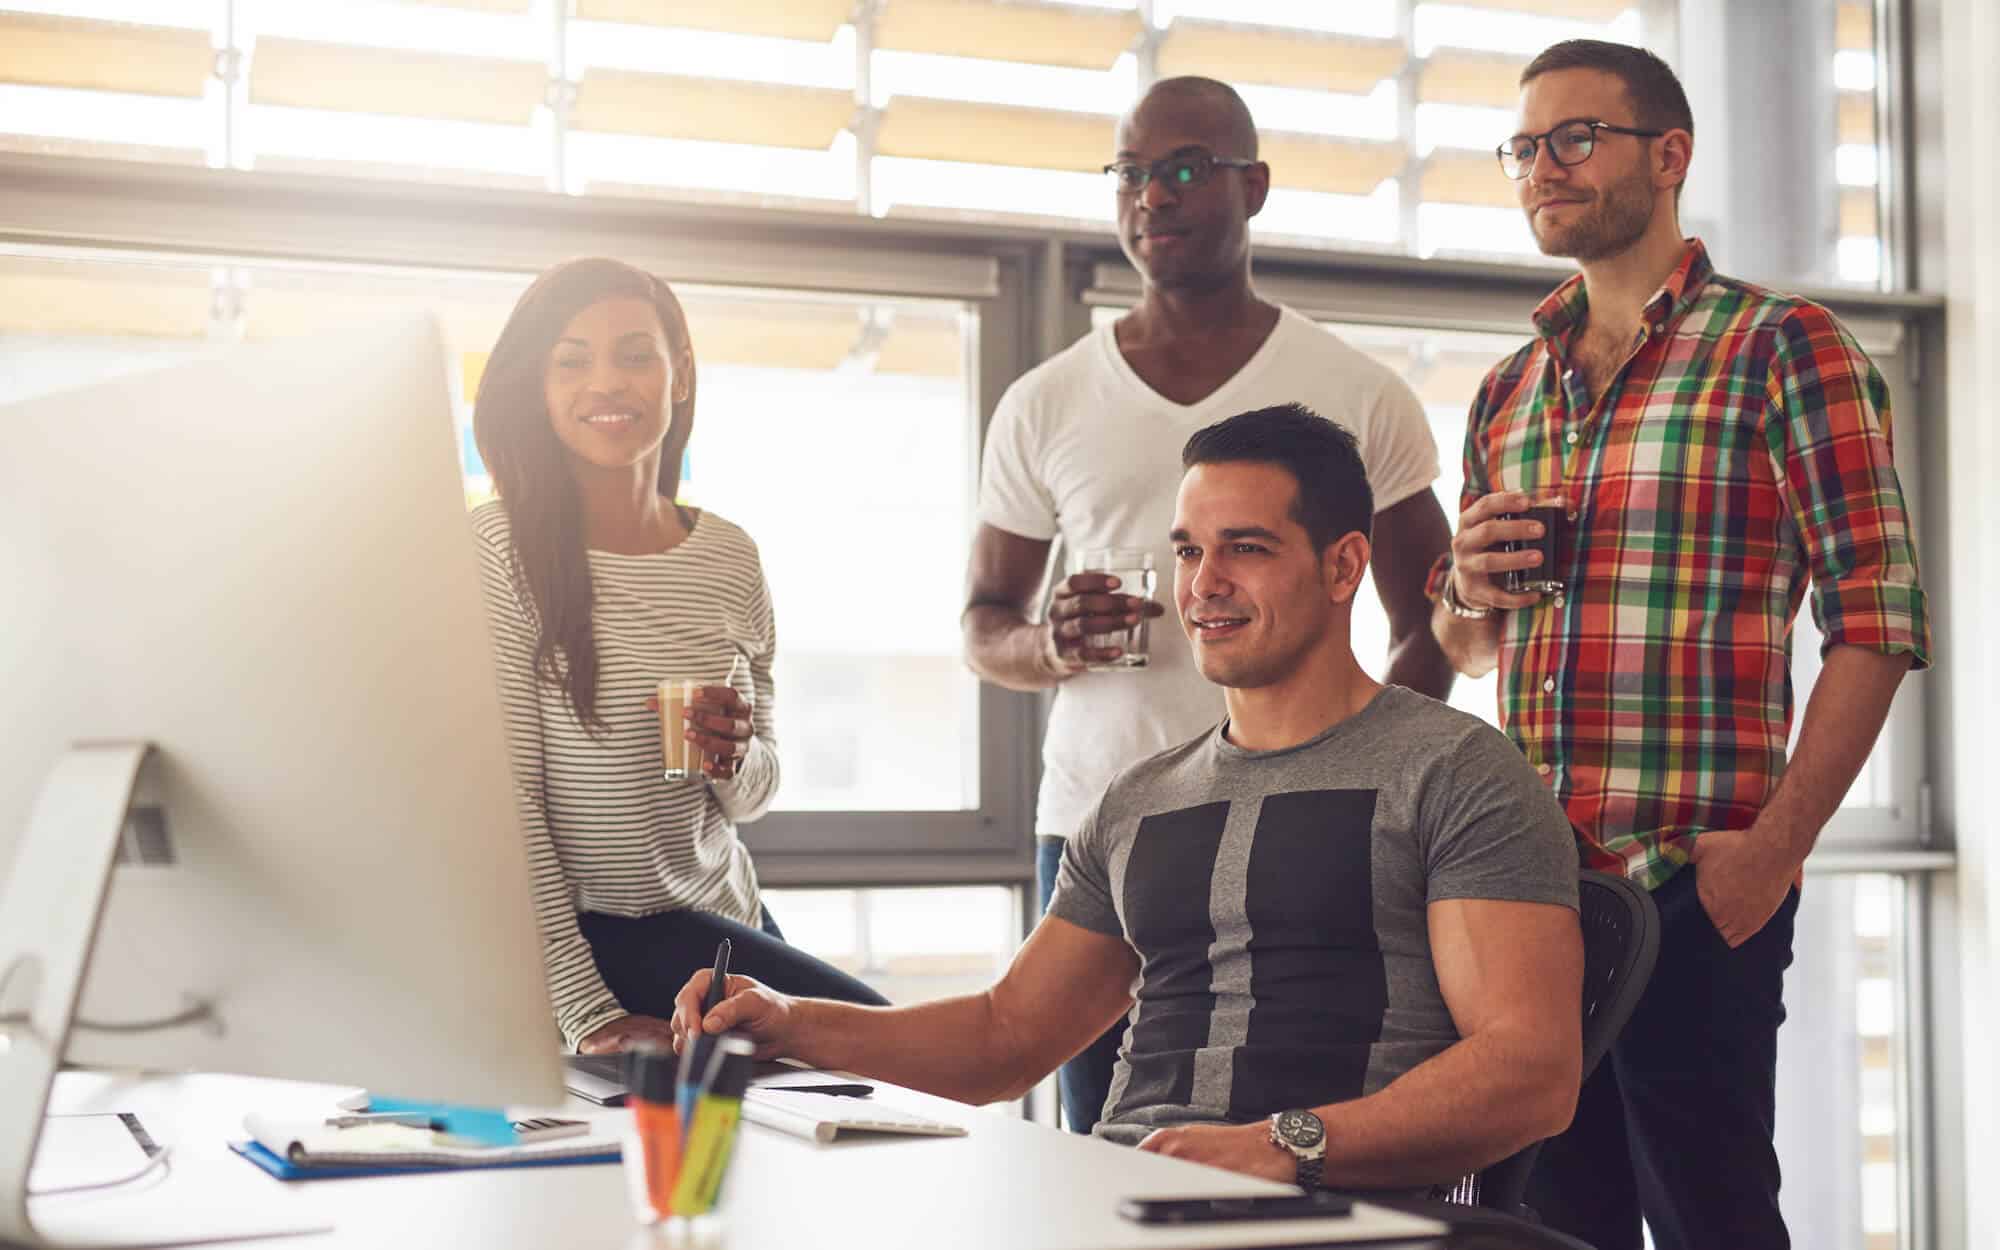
[{"x1": 1462, "y1": 239, "x2": 1931, "y2": 890}]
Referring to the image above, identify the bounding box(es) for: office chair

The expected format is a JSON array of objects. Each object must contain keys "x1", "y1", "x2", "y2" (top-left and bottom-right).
[
  {"x1": 1438, "y1": 868, "x2": 1662, "y2": 1219},
  {"x1": 1356, "y1": 871, "x2": 1658, "y2": 1248}
]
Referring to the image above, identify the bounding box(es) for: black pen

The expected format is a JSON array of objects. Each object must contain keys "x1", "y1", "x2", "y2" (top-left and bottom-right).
[{"x1": 677, "y1": 939, "x2": 733, "y2": 1131}]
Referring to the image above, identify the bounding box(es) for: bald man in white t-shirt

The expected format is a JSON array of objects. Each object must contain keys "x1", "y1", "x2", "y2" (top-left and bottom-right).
[{"x1": 962, "y1": 78, "x2": 1456, "y2": 1134}]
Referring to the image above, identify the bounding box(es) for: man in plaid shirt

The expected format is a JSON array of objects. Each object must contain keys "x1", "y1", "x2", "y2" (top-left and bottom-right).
[{"x1": 1429, "y1": 40, "x2": 1930, "y2": 1250}]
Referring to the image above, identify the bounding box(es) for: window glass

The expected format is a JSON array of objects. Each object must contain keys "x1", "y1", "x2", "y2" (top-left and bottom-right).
[
  {"x1": 0, "y1": 2, "x2": 1900, "y2": 289},
  {"x1": 1777, "y1": 872, "x2": 1915, "y2": 1250},
  {"x1": 0, "y1": 252, "x2": 981, "y2": 815},
  {"x1": 759, "y1": 885, "x2": 1017, "y2": 997}
]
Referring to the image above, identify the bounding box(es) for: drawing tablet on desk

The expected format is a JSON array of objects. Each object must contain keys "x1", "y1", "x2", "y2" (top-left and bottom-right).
[
  {"x1": 564, "y1": 1054, "x2": 869, "y2": 1106},
  {"x1": 562, "y1": 1053, "x2": 630, "y2": 1105}
]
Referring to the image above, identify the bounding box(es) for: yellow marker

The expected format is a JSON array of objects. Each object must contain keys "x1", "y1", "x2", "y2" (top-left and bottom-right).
[{"x1": 669, "y1": 1035, "x2": 753, "y2": 1216}]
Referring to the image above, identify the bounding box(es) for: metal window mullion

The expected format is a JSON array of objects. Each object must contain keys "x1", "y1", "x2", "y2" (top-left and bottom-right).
[
  {"x1": 546, "y1": 0, "x2": 570, "y2": 195},
  {"x1": 1880, "y1": 0, "x2": 1915, "y2": 292},
  {"x1": 1395, "y1": 0, "x2": 1420, "y2": 254},
  {"x1": 1134, "y1": 0, "x2": 1160, "y2": 87},
  {"x1": 214, "y1": 0, "x2": 243, "y2": 170},
  {"x1": 1901, "y1": 870, "x2": 1934, "y2": 1250},
  {"x1": 854, "y1": 0, "x2": 879, "y2": 215}
]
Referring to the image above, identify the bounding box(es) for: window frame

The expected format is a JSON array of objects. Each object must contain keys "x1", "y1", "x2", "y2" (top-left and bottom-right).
[{"x1": 1, "y1": 152, "x2": 1946, "y2": 881}]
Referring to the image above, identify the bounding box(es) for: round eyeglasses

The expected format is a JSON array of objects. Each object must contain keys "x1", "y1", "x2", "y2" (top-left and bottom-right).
[
  {"x1": 1103, "y1": 152, "x2": 1257, "y2": 194},
  {"x1": 1497, "y1": 120, "x2": 1666, "y2": 180}
]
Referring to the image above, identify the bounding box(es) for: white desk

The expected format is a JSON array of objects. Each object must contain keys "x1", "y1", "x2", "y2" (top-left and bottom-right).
[{"x1": 34, "y1": 1070, "x2": 1453, "y2": 1250}]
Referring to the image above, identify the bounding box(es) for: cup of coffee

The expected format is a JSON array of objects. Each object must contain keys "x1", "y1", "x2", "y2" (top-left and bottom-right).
[
  {"x1": 1501, "y1": 503, "x2": 1566, "y2": 595},
  {"x1": 657, "y1": 677, "x2": 704, "y2": 782},
  {"x1": 1073, "y1": 547, "x2": 1156, "y2": 671},
  {"x1": 658, "y1": 656, "x2": 746, "y2": 783}
]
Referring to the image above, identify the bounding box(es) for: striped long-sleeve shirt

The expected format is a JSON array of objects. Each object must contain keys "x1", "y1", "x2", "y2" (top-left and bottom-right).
[
  {"x1": 1462, "y1": 238, "x2": 1930, "y2": 890},
  {"x1": 471, "y1": 500, "x2": 779, "y2": 1047}
]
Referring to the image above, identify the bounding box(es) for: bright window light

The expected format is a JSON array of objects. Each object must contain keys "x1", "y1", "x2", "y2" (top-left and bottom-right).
[
  {"x1": 1413, "y1": 4, "x2": 1638, "y2": 57},
  {"x1": 0, "y1": 83, "x2": 214, "y2": 153},
  {"x1": 1860, "y1": 1161, "x2": 1898, "y2": 1235},
  {"x1": 1254, "y1": 181, "x2": 1400, "y2": 246},
  {"x1": 0, "y1": 0, "x2": 216, "y2": 25},
  {"x1": 1416, "y1": 200, "x2": 1538, "y2": 259},
  {"x1": 245, "y1": 0, "x2": 545, "y2": 60},
  {"x1": 690, "y1": 361, "x2": 979, "y2": 813},
  {"x1": 1415, "y1": 101, "x2": 1515, "y2": 156},
  {"x1": 1156, "y1": 0, "x2": 1398, "y2": 39},
  {"x1": 1854, "y1": 876, "x2": 1896, "y2": 940},
  {"x1": 565, "y1": 20, "x2": 853, "y2": 88},
  {"x1": 871, "y1": 157, "x2": 1112, "y2": 224},
  {"x1": 567, "y1": 131, "x2": 855, "y2": 203},
  {"x1": 871, "y1": 50, "x2": 1136, "y2": 114},
  {"x1": 1837, "y1": 236, "x2": 1883, "y2": 285},
  {"x1": 1836, "y1": 144, "x2": 1880, "y2": 187},
  {"x1": 1856, "y1": 978, "x2": 1895, "y2": 1037},
  {"x1": 244, "y1": 104, "x2": 549, "y2": 178},
  {"x1": 1238, "y1": 80, "x2": 1397, "y2": 142},
  {"x1": 1834, "y1": 50, "x2": 1878, "y2": 92}
]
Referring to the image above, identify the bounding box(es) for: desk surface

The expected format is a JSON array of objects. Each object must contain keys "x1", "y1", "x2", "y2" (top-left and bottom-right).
[{"x1": 35, "y1": 1070, "x2": 1543, "y2": 1250}]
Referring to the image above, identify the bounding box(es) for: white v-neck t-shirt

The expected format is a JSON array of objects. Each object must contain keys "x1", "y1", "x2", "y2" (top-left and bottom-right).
[{"x1": 977, "y1": 306, "x2": 1441, "y2": 837}]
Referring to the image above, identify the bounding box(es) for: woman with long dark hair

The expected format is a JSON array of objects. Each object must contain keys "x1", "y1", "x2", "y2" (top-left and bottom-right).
[{"x1": 471, "y1": 257, "x2": 885, "y2": 1055}]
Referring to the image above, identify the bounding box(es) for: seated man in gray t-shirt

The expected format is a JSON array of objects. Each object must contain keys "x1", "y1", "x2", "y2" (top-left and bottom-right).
[{"x1": 670, "y1": 404, "x2": 1583, "y2": 1194}]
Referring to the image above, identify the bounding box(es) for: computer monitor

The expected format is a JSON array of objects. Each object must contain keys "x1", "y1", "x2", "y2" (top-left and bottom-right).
[{"x1": 0, "y1": 316, "x2": 564, "y2": 1243}]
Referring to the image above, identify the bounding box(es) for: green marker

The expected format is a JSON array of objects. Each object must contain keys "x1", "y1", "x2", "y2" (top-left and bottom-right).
[{"x1": 669, "y1": 1035, "x2": 753, "y2": 1216}]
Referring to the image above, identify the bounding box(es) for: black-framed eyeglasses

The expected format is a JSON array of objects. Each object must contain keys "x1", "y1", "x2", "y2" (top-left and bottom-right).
[
  {"x1": 1497, "y1": 119, "x2": 1666, "y2": 180},
  {"x1": 1103, "y1": 152, "x2": 1257, "y2": 194}
]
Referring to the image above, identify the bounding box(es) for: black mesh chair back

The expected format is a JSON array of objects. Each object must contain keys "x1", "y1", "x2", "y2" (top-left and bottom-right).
[{"x1": 1440, "y1": 869, "x2": 1661, "y2": 1214}]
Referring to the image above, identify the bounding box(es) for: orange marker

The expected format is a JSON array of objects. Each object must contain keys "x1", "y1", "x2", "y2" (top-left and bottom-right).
[{"x1": 625, "y1": 1044, "x2": 682, "y2": 1222}]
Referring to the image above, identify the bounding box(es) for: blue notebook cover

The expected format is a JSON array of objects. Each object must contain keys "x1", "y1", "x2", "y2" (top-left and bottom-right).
[{"x1": 229, "y1": 1138, "x2": 619, "y2": 1182}]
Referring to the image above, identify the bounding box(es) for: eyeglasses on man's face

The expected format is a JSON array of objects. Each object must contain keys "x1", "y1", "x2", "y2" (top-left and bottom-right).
[
  {"x1": 1103, "y1": 151, "x2": 1257, "y2": 195},
  {"x1": 1497, "y1": 119, "x2": 1666, "y2": 180}
]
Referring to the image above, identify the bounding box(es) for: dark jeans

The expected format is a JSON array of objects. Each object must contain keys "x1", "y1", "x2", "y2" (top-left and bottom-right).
[
  {"x1": 578, "y1": 904, "x2": 888, "y2": 1018},
  {"x1": 1039, "y1": 835, "x2": 1124, "y2": 1134},
  {"x1": 1523, "y1": 865, "x2": 1799, "y2": 1250}
]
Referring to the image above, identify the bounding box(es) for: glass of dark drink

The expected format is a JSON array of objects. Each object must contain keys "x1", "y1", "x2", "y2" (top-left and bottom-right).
[{"x1": 1501, "y1": 503, "x2": 1565, "y2": 595}]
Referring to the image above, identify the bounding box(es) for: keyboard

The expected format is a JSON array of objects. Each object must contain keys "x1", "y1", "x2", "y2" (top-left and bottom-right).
[{"x1": 740, "y1": 1089, "x2": 968, "y2": 1144}]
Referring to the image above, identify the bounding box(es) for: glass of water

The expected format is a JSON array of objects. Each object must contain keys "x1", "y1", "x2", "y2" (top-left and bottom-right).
[{"x1": 1074, "y1": 547, "x2": 1156, "y2": 670}]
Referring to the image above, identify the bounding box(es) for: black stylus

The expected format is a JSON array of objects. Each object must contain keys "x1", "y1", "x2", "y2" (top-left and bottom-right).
[{"x1": 704, "y1": 938, "x2": 732, "y2": 1017}]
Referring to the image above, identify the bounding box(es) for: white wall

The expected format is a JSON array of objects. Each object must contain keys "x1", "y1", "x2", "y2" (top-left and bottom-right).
[{"x1": 1938, "y1": 1, "x2": 2000, "y2": 1246}]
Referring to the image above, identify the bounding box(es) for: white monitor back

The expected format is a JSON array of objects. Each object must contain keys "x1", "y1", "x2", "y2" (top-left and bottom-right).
[{"x1": 0, "y1": 316, "x2": 561, "y2": 1109}]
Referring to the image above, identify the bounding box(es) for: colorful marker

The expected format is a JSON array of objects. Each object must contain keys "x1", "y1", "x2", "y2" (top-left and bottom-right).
[
  {"x1": 670, "y1": 1035, "x2": 753, "y2": 1216},
  {"x1": 625, "y1": 1044, "x2": 683, "y2": 1223}
]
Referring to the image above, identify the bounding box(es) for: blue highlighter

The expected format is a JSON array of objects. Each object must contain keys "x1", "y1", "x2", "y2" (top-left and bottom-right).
[{"x1": 676, "y1": 938, "x2": 732, "y2": 1135}]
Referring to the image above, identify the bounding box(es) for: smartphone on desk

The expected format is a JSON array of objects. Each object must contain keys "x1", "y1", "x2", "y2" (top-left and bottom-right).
[{"x1": 1117, "y1": 1191, "x2": 1353, "y2": 1224}]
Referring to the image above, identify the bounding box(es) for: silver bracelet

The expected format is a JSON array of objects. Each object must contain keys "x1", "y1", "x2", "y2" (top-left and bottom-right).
[{"x1": 1439, "y1": 570, "x2": 1494, "y2": 620}]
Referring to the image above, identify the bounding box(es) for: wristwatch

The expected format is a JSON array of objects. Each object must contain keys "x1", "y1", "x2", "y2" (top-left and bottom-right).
[{"x1": 1269, "y1": 1109, "x2": 1327, "y2": 1190}]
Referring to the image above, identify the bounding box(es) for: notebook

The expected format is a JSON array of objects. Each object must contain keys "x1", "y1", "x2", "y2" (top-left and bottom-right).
[{"x1": 235, "y1": 1113, "x2": 619, "y2": 1178}]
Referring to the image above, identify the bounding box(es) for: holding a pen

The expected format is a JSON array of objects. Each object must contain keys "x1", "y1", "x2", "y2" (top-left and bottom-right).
[{"x1": 676, "y1": 940, "x2": 734, "y2": 1130}]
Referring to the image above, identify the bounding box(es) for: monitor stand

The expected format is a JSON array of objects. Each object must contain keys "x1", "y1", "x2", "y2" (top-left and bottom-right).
[{"x1": 0, "y1": 743, "x2": 150, "y2": 1247}]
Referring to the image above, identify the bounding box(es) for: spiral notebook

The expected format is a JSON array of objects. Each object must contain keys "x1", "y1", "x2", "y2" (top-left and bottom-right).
[{"x1": 230, "y1": 1114, "x2": 619, "y2": 1180}]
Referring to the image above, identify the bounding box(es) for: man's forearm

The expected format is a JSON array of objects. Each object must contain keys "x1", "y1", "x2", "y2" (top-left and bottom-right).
[
  {"x1": 1430, "y1": 597, "x2": 1505, "y2": 679},
  {"x1": 1312, "y1": 1022, "x2": 1578, "y2": 1189},
  {"x1": 791, "y1": 991, "x2": 1047, "y2": 1106},
  {"x1": 1385, "y1": 619, "x2": 1456, "y2": 701},
  {"x1": 963, "y1": 604, "x2": 1066, "y2": 693},
  {"x1": 1754, "y1": 644, "x2": 1915, "y2": 861}
]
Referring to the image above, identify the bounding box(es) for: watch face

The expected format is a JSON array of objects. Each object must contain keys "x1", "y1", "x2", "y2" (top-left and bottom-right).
[{"x1": 1275, "y1": 1109, "x2": 1324, "y2": 1150}]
